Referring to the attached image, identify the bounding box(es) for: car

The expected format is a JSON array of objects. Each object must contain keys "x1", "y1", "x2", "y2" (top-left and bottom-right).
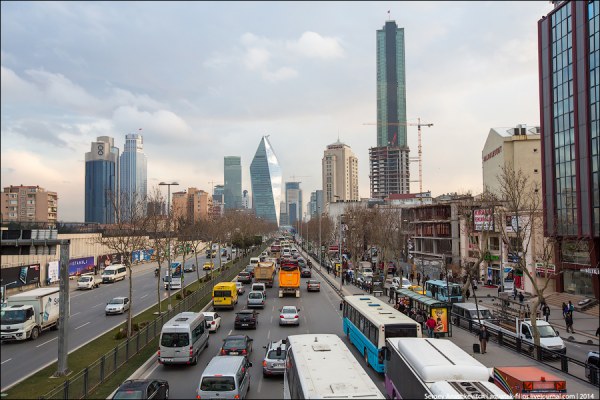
[
  {"x1": 391, "y1": 276, "x2": 412, "y2": 289},
  {"x1": 105, "y1": 296, "x2": 130, "y2": 315},
  {"x1": 77, "y1": 274, "x2": 100, "y2": 290},
  {"x1": 203, "y1": 261, "x2": 214, "y2": 271},
  {"x1": 202, "y1": 311, "x2": 222, "y2": 333},
  {"x1": 297, "y1": 258, "x2": 307, "y2": 268},
  {"x1": 220, "y1": 334, "x2": 253, "y2": 356},
  {"x1": 307, "y1": 280, "x2": 320, "y2": 292},
  {"x1": 262, "y1": 339, "x2": 287, "y2": 377},
  {"x1": 237, "y1": 271, "x2": 252, "y2": 284},
  {"x1": 300, "y1": 268, "x2": 311, "y2": 278},
  {"x1": 184, "y1": 263, "x2": 196, "y2": 272},
  {"x1": 244, "y1": 265, "x2": 255, "y2": 277},
  {"x1": 585, "y1": 350, "x2": 599, "y2": 384},
  {"x1": 234, "y1": 309, "x2": 259, "y2": 329},
  {"x1": 247, "y1": 291, "x2": 265, "y2": 308},
  {"x1": 279, "y1": 305, "x2": 300, "y2": 326},
  {"x1": 112, "y1": 379, "x2": 169, "y2": 399},
  {"x1": 236, "y1": 281, "x2": 245, "y2": 294},
  {"x1": 410, "y1": 285, "x2": 426, "y2": 295}
]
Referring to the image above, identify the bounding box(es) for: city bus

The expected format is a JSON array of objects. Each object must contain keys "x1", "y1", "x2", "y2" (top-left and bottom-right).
[
  {"x1": 342, "y1": 295, "x2": 422, "y2": 373},
  {"x1": 283, "y1": 334, "x2": 384, "y2": 399},
  {"x1": 424, "y1": 279, "x2": 463, "y2": 303}
]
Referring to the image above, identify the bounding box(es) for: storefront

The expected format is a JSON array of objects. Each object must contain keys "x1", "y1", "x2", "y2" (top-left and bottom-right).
[
  {"x1": 563, "y1": 268, "x2": 597, "y2": 297},
  {"x1": 395, "y1": 288, "x2": 452, "y2": 338}
]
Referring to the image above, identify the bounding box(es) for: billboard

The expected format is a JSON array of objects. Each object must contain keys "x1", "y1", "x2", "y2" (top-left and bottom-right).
[
  {"x1": 131, "y1": 249, "x2": 154, "y2": 264},
  {"x1": 473, "y1": 208, "x2": 494, "y2": 231},
  {"x1": 0, "y1": 263, "x2": 41, "y2": 288},
  {"x1": 97, "y1": 253, "x2": 123, "y2": 270},
  {"x1": 431, "y1": 307, "x2": 449, "y2": 334},
  {"x1": 68, "y1": 256, "x2": 95, "y2": 276},
  {"x1": 47, "y1": 261, "x2": 59, "y2": 283}
]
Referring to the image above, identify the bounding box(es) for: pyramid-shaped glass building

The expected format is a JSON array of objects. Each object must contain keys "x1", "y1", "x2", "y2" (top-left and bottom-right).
[{"x1": 250, "y1": 136, "x2": 282, "y2": 225}]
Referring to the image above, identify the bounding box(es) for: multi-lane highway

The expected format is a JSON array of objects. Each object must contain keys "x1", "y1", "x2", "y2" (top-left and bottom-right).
[{"x1": 0, "y1": 250, "x2": 230, "y2": 391}]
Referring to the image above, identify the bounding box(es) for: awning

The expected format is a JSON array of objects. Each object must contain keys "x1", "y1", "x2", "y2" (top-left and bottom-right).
[{"x1": 395, "y1": 288, "x2": 448, "y2": 307}]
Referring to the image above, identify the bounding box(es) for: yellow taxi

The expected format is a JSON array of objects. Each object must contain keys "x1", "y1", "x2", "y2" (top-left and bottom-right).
[
  {"x1": 409, "y1": 285, "x2": 426, "y2": 295},
  {"x1": 203, "y1": 261, "x2": 215, "y2": 270}
]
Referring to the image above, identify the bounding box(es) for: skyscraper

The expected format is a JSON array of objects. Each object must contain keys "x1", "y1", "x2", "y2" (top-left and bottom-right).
[
  {"x1": 85, "y1": 136, "x2": 119, "y2": 224},
  {"x1": 285, "y1": 182, "x2": 302, "y2": 226},
  {"x1": 370, "y1": 19, "x2": 410, "y2": 198},
  {"x1": 250, "y1": 136, "x2": 282, "y2": 225},
  {"x1": 322, "y1": 140, "x2": 359, "y2": 204},
  {"x1": 224, "y1": 156, "x2": 242, "y2": 209},
  {"x1": 120, "y1": 133, "x2": 147, "y2": 219},
  {"x1": 538, "y1": 1, "x2": 600, "y2": 299}
]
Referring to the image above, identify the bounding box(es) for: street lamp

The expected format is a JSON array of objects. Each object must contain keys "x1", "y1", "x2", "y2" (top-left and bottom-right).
[{"x1": 159, "y1": 181, "x2": 179, "y2": 312}]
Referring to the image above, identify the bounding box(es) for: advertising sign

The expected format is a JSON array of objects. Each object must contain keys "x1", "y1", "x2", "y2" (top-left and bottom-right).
[
  {"x1": 473, "y1": 208, "x2": 494, "y2": 231},
  {"x1": 505, "y1": 215, "x2": 528, "y2": 233},
  {"x1": 68, "y1": 256, "x2": 95, "y2": 276},
  {"x1": 97, "y1": 253, "x2": 123, "y2": 270},
  {"x1": 0, "y1": 264, "x2": 41, "y2": 288},
  {"x1": 431, "y1": 307, "x2": 449, "y2": 334},
  {"x1": 47, "y1": 260, "x2": 59, "y2": 283},
  {"x1": 131, "y1": 249, "x2": 154, "y2": 264}
]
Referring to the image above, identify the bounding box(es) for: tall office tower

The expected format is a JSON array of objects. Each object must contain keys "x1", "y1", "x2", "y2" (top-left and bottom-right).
[
  {"x1": 322, "y1": 140, "x2": 359, "y2": 204},
  {"x1": 285, "y1": 182, "x2": 302, "y2": 226},
  {"x1": 224, "y1": 156, "x2": 242, "y2": 209},
  {"x1": 0, "y1": 185, "x2": 58, "y2": 224},
  {"x1": 85, "y1": 136, "x2": 119, "y2": 224},
  {"x1": 242, "y1": 189, "x2": 250, "y2": 209},
  {"x1": 279, "y1": 200, "x2": 289, "y2": 226},
  {"x1": 213, "y1": 185, "x2": 224, "y2": 205},
  {"x1": 250, "y1": 136, "x2": 282, "y2": 225},
  {"x1": 539, "y1": 1, "x2": 600, "y2": 300},
  {"x1": 120, "y1": 133, "x2": 147, "y2": 220},
  {"x1": 370, "y1": 19, "x2": 410, "y2": 198},
  {"x1": 309, "y1": 189, "x2": 324, "y2": 218}
]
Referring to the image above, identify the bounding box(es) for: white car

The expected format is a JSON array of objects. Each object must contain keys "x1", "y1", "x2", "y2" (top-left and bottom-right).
[
  {"x1": 279, "y1": 305, "x2": 301, "y2": 326},
  {"x1": 236, "y1": 281, "x2": 245, "y2": 295},
  {"x1": 105, "y1": 296, "x2": 130, "y2": 315},
  {"x1": 202, "y1": 311, "x2": 222, "y2": 333},
  {"x1": 391, "y1": 276, "x2": 412, "y2": 290},
  {"x1": 77, "y1": 275, "x2": 100, "y2": 290}
]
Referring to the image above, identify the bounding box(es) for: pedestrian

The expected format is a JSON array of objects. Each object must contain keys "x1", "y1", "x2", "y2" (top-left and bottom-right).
[
  {"x1": 410, "y1": 272, "x2": 414, "y2": 283},
  {"x1": 513, "y1": 286, "x2": 518, "y2": 300},
  {"x1": 568, "y1": 300, "x2": 574, "y2": 314},
  {"x1": 417, "y1": 273, "x2": 421, "y2": 285},
  {"x1": 542, "y1": 303, "x2": 551, "y2": 322},
  {"x1": 518, "y1": 291, "x2": 524, "y2": 304},
  {"x1": 426, "y1": 316, "x2": 436, "y2": 338},
  {"x1": 388, "y1": 287, "x2": 395, "y2": 303},
  {"x1": 562, "y1": 302, "x2": 568, "y2": 319},
  {"x1": 416, "y1": 310, "x2": 425, "y2": 329},
  {"x1": 478, "y1": 326, "x2": 490, "y2": 354},
  {"x1": 596, "y1": 326, "x2": 599, "y2": 337},
  {"x1": 466, "y1": 288, "x2": 471, "y2": 302},
  {"x1": 440, "y1": 272, "x2": 444, "y2": 280},
  {"x1": 565, "y1": 312, "x2": 574, "y2": 333}
]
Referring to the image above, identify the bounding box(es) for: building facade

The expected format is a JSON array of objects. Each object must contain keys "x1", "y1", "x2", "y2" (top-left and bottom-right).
[
  {"x1": 85, "y1": 136, "x2": 119, "y2": 224},
  {"x1": 224, "y1": 156, "x2": 242, "y2": 210},
  {"x1": 242, "y1": 189, "x2": 250, "y2": 209},
  {"x1": 1, "y1": 185, "x2": 58, "y2": 224},
  {"x1": 119, "y1": 133, "x2": 147, "y2": 220},
  {"x1": 309, "y1": 190, "x2": 324, "y2": 218},
  {"x1": 369, "y1": 146, "x2": 410, "y2": 198},
  {"x1": 539, "y1": 1, "x2": 600, "y2": 299},
  {"x1": 322, "y1": 140, "x2": 359, "y2": 204},
  {"x1": 285, "y1": 182, "x2": 302, "y2": 226},
  {"x1": 250, "y1": 136, "x2": 282, "y2": 225}
]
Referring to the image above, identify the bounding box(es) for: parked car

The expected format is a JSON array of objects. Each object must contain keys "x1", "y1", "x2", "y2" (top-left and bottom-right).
[
  {"x1": 203, "y1": 261, "x2": 214, "y2": 271},
  {"x1": 112, "y1": 379, "x2": 169, "y2": 399},
  {"x1": 262, "y1": 339, "x2": 287, "y2": 377},
  {"x1": 306, "y1": 280, "x2": 320, "y2": 292},
  {"x1": 585, "y1": 350, "x2": 599, "y2": 384},
  {"x1": 220, "y1": 334, "x2": 253, "y2": 356},
  {"x1": 105, "y1": 296, "x2": 130, "y2": 315},
  {"x1": 234, "y1": 309, "x2": 259, "y2": 329},
  {"x1": 391, "y1": 276, "x2": 412, "y2": 289},
  {"x1": 236, "y1": 281, "x2": 245, "y2": 295},
  {"x1": 247, "y1": 291, "x2": 265, "y2": 308},
  {"x1": 237, "y1": 271, "x2": 252, "y2": 284},
  {"x1": 184, "y1": 263, "x2": 197, "y2": 272},
  {"x1": 279, "y1": 305, "x2": 300, "y2": 326},
  {"x1": 202, "y1": 311, "x2": 222, "y2": 333},
  {"x1": 300, "y1": 268, "x2": 312, "y2": 278}
]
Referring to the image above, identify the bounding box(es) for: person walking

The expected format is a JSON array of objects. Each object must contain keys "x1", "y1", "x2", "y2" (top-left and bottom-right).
[
  {"x1": 562, "y1": 302, "x2": 568, "y2": 319},
  {"x1": 478, "y1": 326, "x2": 490, "y2": 354},
  {"x1": 518, "y1": 291, "x2": 524, "y2": 304},
  {"x1": 388, "y1": 287, "x2": 395, "y2": 304},
  {"x1": 568, "y1": 300, "x2": 574, "y2": 314},
  {"x1": 416, "y1": 273, "x2": 421, "y2": 285},
  {"x1": 542, "y1": 303, "x2": 551, "y2": 322},
  {"x1": 466, "y1": 288, "x2": 471, "y2": 302},
  {"x1": 410, "y1": 272, "x2": 414, "y2": 283},
  {"x1": 565, "y1": 312, "x2": 574, "y2": 333},
  {"x1": 416, "y1": 310, "x2": 425, "y2": 330},
  {"x1": 426, "y1": 316, "x2": 436, "y2": 338},
  {"x1": 513, "y1": 286, "x2": 518, "y2": 301}
]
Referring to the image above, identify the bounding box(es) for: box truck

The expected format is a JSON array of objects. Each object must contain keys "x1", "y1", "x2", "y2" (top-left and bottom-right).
[{"x1": 1, "y1": 287, "x2": 61, "y2": 341}]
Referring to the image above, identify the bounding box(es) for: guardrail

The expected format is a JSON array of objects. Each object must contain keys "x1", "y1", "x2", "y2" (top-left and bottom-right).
[{"x1": 39, "y1": 247, "x2": 266, "y2": 399}]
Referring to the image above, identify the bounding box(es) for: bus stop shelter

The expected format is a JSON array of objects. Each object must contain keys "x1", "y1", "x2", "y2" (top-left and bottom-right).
[{"x1": 395, "y1": 288, "x2": 452, "y2": 337}]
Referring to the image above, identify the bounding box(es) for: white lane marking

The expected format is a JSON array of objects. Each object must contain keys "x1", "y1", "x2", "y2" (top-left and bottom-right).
[
  {"x1": 257, "y1": 369, "x2": 264, "y2": 393},
  {"x1": 270, "y1": 315, "x2": 273, "y2": 323},
  {"x1": 1, "y1": 358, "x2": 12, "y2": 365},
  {"x1": 75, "y1": 322, "x2": 91, "y2": 330},
  {"x1": 267, "y1": 330, "x2": 271, "y2": 340},
  {"x1": 92, "y1": 303, "x2": 103, "y2": 308},
  {"x1": 140, "y1": 294, "x2": 148, "y2": 299},
  {"x1": 36, "y1": 337, "x2": 58, "y2": 348},
  {"x1": 228, "y1": 329, "x2": 232, "y2": 335},
  {"x1": 142, "y1": 361, "x2": 161, "y2": 379},
  {"x1": 71, "y1": 312, "x2": 81, "y2": 317}
]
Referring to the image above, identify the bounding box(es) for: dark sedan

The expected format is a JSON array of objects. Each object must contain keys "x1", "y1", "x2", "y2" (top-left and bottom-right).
[
  {"x1": 112, "y1": 379, "x2": 169, "y2": 399},
  {"x1": 300, "y1": 268, "x2": 312, "y2": 278},
  {"x1": 220, "y1": 334, "x2": 253, "y2": 356},
  {"x1": 307, "y1": 279, "x2": 320, "y2": 292},
  {"x1": 234, "y1": 309, "x2": 259, "y2": 329}
]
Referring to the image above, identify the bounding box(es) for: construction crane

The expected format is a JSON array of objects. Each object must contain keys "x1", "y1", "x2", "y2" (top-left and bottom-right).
[{"x1": 363, "y1": 118, "x2": 433, "y2": 197}]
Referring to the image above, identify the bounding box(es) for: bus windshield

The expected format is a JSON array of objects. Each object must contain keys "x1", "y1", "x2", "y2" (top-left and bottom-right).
[{"x1": 385, "y1": 324, "x2": 419, "y2": 339}]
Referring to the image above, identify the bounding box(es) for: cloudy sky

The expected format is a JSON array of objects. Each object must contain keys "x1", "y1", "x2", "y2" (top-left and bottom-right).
[{"x1": 1, "y1": 1, "x2": 552, "y2": 222}]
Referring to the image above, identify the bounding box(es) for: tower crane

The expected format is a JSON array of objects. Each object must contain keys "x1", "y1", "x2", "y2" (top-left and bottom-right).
[{"x1": 363, "y1": 118, "x2": 433, "y2": 198}]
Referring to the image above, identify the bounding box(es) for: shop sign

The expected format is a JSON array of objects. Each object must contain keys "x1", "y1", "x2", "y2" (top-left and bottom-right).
[
  {"x1": 581, "y1": 268, "x2": 599, "y2": 275},
  {"x1": 507, "y1": 252, "x2": 521, "y2": 263},
  {"x1": 473, "y1": 208, "x2": 494, "y2": 231}
]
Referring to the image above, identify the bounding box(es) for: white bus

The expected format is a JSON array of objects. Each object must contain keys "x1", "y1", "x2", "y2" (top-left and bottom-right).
[
  {"x1": 283, "y1": 334, "x2": 384, "y2": 399},
  {"x1": 384, "y1": 338, "x2": 511, "y2": 399},
  {"x1": 343, "y1": 295, "x2": 422, "y2": 373}
]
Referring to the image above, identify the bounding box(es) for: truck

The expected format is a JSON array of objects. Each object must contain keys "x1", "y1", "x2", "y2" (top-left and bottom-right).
[
  {"x1": 278, "y1": 259, "x2": 300, "y2": 298},
  {"x1": 493, "y1": 366, "x2": 567, "y2": 397},
  {"x1": 77, "y1": 273, "x2": 102, "y2": 290},
  {"x1": 1, "y1": 287, "x2": 61, "y2": 341},
  {"x1": 254, "y1": 261, "x2": 276, "y2": 287},
  {"x1": 163, "y1": 262, "x2": 183, "y2": 290},
  {"x1": 358, "y1": 261, "x2": 374, "y2": 278},
  {"x1": 482, "y1": 317, "x2": 566, "y2": 356}
]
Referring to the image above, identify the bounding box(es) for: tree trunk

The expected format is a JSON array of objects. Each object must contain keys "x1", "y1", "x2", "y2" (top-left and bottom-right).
[
  {"x1": 127, "y1": 264, "x2": 133, "y2": 338},
  {"x1": 156, "y1": 257, "x2": 162, "y2": 315}
]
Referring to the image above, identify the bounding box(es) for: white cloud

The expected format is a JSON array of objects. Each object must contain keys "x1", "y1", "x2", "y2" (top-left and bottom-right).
[
  {"x1": 25, "y1": 68, "x2": 101, "y2": 111},
  {"x1": 112, "y1": 106, "x2": 192, "y2": 141},
  {"x1": 244, "y1": 47, "x2": 271, "y2": 70},
  {"x1": 287, "y1": 31, "x2": 345, "y2": 59},
  {"x1": 263, "y1": 67, "x2": 298, "y2": 82}
]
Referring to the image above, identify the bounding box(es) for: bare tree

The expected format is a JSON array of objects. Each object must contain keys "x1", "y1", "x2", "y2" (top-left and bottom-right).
[{"x1": 146, "y1": 187, "x2": 171, "y2": 315}]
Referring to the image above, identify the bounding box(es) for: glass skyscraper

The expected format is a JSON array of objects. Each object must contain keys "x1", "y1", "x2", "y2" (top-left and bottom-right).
[
  {"x1": 250, "y1": 136, "x2": 282, "y2": 225},
  {"x1": 224, "y1": 156, "x2": 242, "y2": 209},
  {"x1": 285, "y1": 182, "x2": 302, "y2": 226},
  {"x1": 120, "y1": 133, "x2": 147, "y2": 219},
  {"x1": 85, "y1": 136, "x2": 119, "y2": 224}
]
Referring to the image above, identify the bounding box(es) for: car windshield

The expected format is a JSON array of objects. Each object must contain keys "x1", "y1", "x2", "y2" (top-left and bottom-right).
[
  {"x1": 1, "y1": 309, "x2": 28, "y2": 324},
  {"x1": 161, "y1": 332, "x2": 190, "y2": 347},
  {"x1": 223, "y1": 338, "x2": 246, "y2": 349},
  {"x1": 308, "y1": 280, "x2": 319, "y2": 284},
  {"x1": 249, "y1": 293, "x2": 262, "y2": 299},
  {"x1": 78, "y1": 276, "x2": 92, "y2": 282},
  {"x1": 538, "y1": 325, "x2": 558, "y2": 338},
  {"x1": 113, "y1": 389, "x2": 144, "y2": 399},
  {"x1": 267, "y1": 349, "x2": 286, "y2": 360},
  {"x1": 200, "y1": 376, "x2": 235, "y2": 392},
  {"x1": 109, "y1": 298, "x2": 124, "y2": 304},
  {"x1": 103, "y1": 270, "x2": 114, "y2": 275},
  {"x1": 282, "y1": 307, "x2": 296, "y2": 314}
]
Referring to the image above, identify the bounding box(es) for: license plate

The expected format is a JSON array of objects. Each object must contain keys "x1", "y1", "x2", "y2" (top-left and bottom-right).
[
  {"x1": 242, "y1": 323, "x2": 248, "y2": 326},
  {"x1": 230, "y1": 352, "x2": 238, "y2": 355}
]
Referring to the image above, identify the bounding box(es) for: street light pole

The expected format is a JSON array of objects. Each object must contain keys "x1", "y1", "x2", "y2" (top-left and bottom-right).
[
  {"x1": 159, "y1": 181, "x2": 179, "y2": 312},
  {"x1": 339, "y1": 214, "x2": 343, "y2": 292},
  {"x1": 318, "y1": 212, "x2": 322, "y2": 267}
]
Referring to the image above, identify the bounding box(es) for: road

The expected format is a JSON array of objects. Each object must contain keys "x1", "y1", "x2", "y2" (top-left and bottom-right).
[
  {"x1": 0, "y1": 250, "x2": 232, "y2": 391},
  {"x1": 140, "y1": 270, "x2": 386, "y2": 399}
]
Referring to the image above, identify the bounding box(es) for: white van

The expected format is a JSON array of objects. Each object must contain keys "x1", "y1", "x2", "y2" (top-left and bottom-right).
[
  {"x1": 101, "y1": 264, "x2": 127, "y2": 283},
  {"x1": 451, "y1": 303, "x2": 494, "y2": 327},
  {"x1": 197, "y1": 355, "x2": 252, "y2": 399},
  {"x1": 249, "y1": 257, "x2": 260, "y2": 266},
  {"x1": 159, "y1": 312, "x2": 208, "y2": 365}
]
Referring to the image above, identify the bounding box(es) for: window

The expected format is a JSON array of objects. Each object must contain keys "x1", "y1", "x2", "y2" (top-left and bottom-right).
[
  {"x1": 160, "y1": 332, "x2": 189, "y2": 347},
  {"x1": 192, "y1": 322, "x2": 205, "y2": 342}
]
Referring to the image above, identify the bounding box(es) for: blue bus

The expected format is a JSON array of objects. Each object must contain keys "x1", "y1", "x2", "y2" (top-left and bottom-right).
[
  {"x1": 342, "y1": 295, "x2": 422, "y2": 373},
  {"x1": 424, "y1": 280, "x2": 463, "y2": 303}
]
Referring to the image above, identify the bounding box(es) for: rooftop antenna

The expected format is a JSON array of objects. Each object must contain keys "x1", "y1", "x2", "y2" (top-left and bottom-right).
[
  {"x1": 337, "y1": 129, "x2": 340, "y2": 142},
  {"x1": 387, "y1": 9, "x2": 391, "y2": 21}
]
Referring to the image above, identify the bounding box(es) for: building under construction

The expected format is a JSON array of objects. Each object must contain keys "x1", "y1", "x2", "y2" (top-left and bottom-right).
[{"x1": 369, "y1": 146, "x2": 410, "y2": 199}]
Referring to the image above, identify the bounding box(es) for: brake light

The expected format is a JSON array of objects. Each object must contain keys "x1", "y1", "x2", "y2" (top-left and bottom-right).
[
  {"x1": 221, "y1": 349, "x2": 226, "y2": 355},
  {"x1": 280, "y1": 315, "x2": 285, "y2": 318},
  {"x1": 241, "y1": 349, "x2": 247, "y2": 355},
  {"x1": 294, "y1": 315, "x2": 299, "y2": 319},
  {"x1": 234, "y1": 395, "x2": 240, "y2": 399},
  {"x1": 211, "y1": 321, "x2": 216, "y2": 325},
  {"x1": 190, "y1": 347, "x2": 194, "y2": 356},
  {"x1": 263, "y1": 360, "x2": 267, "y2": 367}
]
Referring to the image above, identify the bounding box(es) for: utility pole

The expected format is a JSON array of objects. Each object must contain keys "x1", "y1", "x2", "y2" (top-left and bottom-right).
[{"x1": 56, "y1": 242, "x2": 70, "y2": 376}]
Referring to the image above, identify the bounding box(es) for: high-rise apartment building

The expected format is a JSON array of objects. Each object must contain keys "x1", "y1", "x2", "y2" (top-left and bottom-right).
[
  {"x1": 285, "y1": 182, "x2": 302, "y2": 226},
  {"x1": 370, "y1": 19, "x2": 410, "y2": 198},
  {"x1": 120, "y1": 133, "x2": 147, "y2": 219},
  {"x1": 85, "y1": 136, "x2": 119, "y2": 224},
  {"x1": 538, "y1": 1, "x2": 600, "y2": 299},
  {"x1": 322, "y1": 140, "x2": 359, "y2": 204},
  {"x1": 171, "y1": 187, "x2": 213, "y2": 222},
  {"x1": 1, "y1": 185, "x2": 58, "y2": 224},
  {"x1": 224, "y1": 156, "x2": 242, "y2": 209},
  {"x1": 250, "y1": 136, "x2": 282, "y2": 225}
]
